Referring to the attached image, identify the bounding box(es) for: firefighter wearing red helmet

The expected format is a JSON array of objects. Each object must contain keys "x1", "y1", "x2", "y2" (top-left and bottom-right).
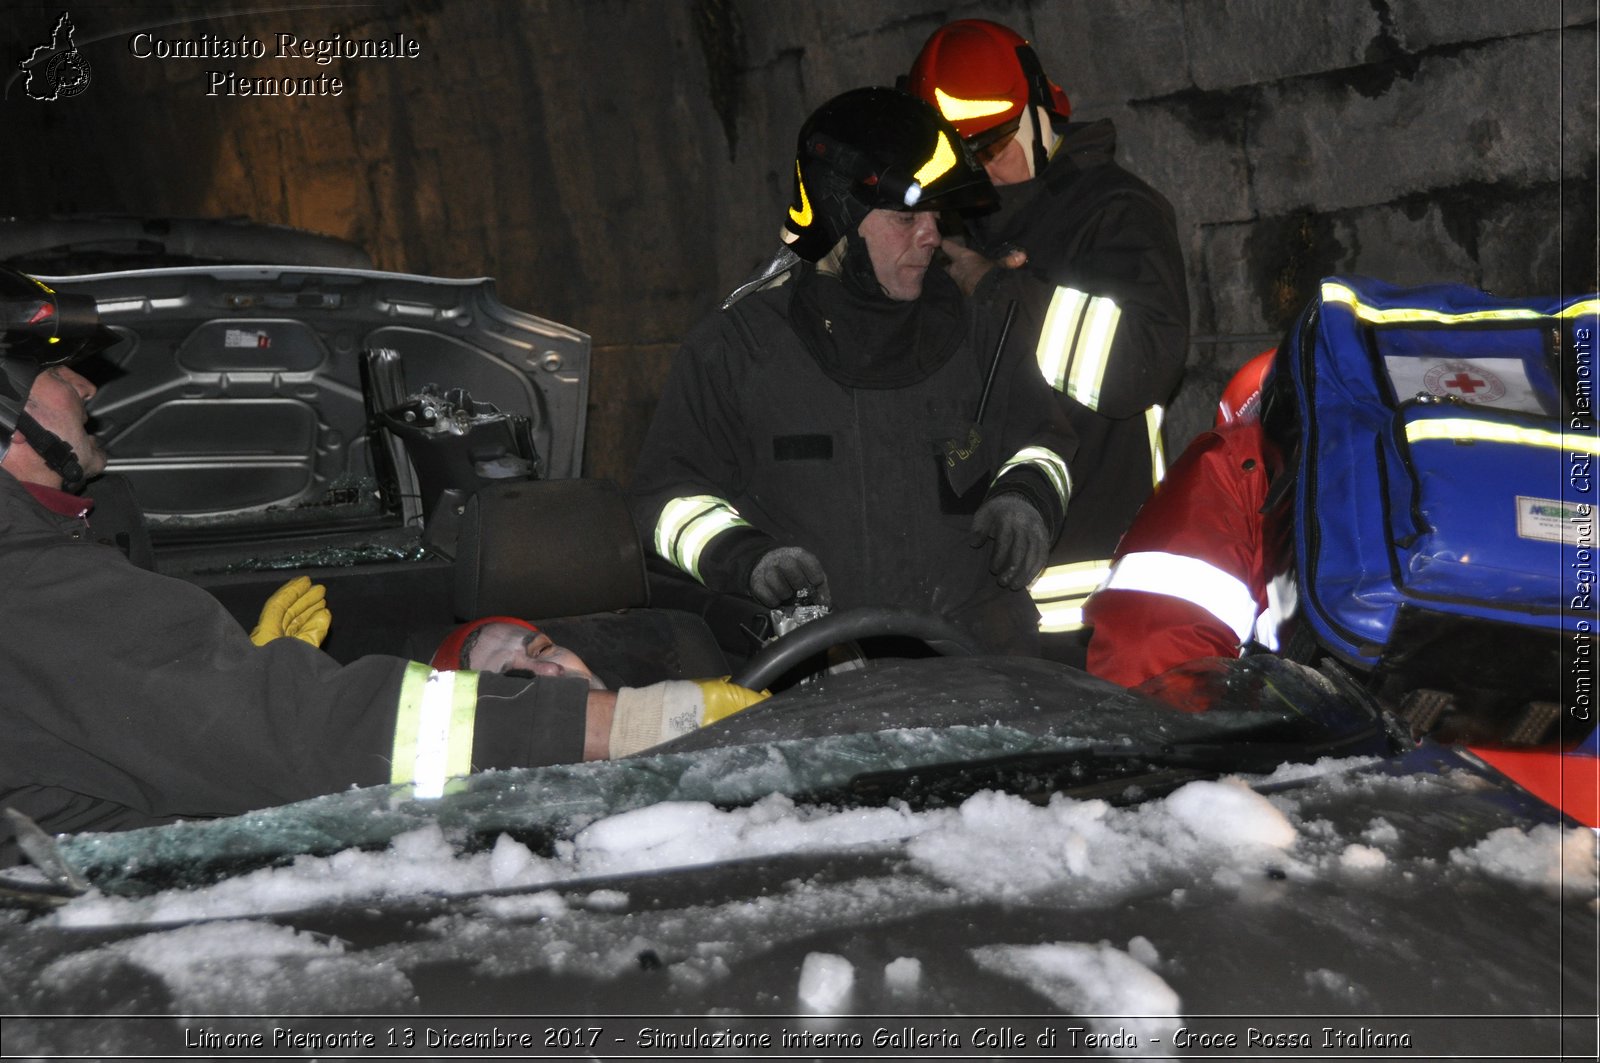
[{"x1": 908, "y1": 19, "x2": 1191, "y2": 666}]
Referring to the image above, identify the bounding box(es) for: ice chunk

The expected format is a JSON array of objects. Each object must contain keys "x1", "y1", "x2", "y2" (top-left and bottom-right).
[
  {"x1": 798, "y1": 952, "x2": 854, "y2": 1011},
  {"x1": 1126, "y1": 935, "x2": 1161, "y2": 969},
  {"x1": 970, "y1": 940, "x2": 1180, "y2": 1048},
  {"x1": 883, "y1": 956, "x2": 922, "y2": 996},
  {"x1": 1163, "y1": 777, "x2": 1297, "y2": 850},
  {"x1": 1339, "y1": 844, "x2": 1388, "y2": 871},
  {"x1": 1450, "y1": 823, "x2": 1599, "y2": 898}
]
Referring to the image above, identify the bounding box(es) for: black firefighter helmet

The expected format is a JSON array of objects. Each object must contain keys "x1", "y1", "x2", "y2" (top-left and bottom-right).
[
  {"x1": 782, "y1": 86, "x2": 996, "y2": 262},
  {"x1": 0, "y1": 265, "x2": 118, "y2": 484}
]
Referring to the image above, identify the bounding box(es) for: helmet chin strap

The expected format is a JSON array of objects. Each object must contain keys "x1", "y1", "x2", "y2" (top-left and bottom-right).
[
  {"x1": 1024, "y1": 104, "x2": 1060, "y2": 180},
  {"x1": 12, "y1": 410, "x2": 87, "y2": 492}
]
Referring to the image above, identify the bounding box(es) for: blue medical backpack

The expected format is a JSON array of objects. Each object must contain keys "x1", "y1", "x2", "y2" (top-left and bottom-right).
[{"x1": 1283, "y1": 276, "x2": 1598, "y2": 723}]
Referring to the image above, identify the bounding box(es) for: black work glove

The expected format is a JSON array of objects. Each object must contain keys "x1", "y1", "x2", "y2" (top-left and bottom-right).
[
  {"x1": 969, "y1": 492, "x2": 1048, "y2": 591},
  {"x1": 749, "y1": 546, "x2": 830, "y2": 606}
]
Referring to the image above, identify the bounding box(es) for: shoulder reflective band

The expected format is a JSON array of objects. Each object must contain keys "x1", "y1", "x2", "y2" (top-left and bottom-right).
[
  {"x1": 1146, "y1": 404, "x2": 1168, "y2": 486},
  {"x1": 1101, "y1": 551, "x2": 1260, "y2": 646},
  {"x1": 1029, "y1": 557, "x2": 1111, "y2": 633},
  {"x1": 914, "y1": 130, "x2": 958, "y2": 187},
  {"x1": 994, "y1": 445, "x2": 1073, "y2": 509},
  {"x1": 392, "y1": 662, "x2": 479, "y2": 799},
  {"x1": 933, "y1": 86, "x2": 1013, "y2": 123},
  {"x1": 655, "y1": 494, "x2": 752, "y2": 584},
  {"x1": 1405, "y1": 418, "x2": 1600, "y2": 456},
  {"x1": 1322, "y1": 282, "x2": 1600, "y2": 326},
  {"x1": 1035, "y1": 286, "x2": 1122, "y2": 410}
]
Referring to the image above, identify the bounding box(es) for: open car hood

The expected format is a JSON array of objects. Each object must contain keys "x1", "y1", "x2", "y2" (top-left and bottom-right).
[{"x1": 47, "y1": 265, "x2": 589, "y2": 543}]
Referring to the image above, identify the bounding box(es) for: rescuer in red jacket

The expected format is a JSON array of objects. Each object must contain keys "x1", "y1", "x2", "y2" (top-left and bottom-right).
[{"x1": 1084, "y1": 352, "x2": 1292, "y2": 690}]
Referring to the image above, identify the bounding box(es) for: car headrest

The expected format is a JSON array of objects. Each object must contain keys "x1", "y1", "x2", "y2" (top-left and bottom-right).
[{"x1": 452, "y1": 478, "x2": 648, "y2": 621}]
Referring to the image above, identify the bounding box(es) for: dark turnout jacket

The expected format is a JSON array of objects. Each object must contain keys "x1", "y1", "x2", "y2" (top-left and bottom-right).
[
  {"x1": 968, "y1": 119, "x2": 1190, "y2": 644},
  {"x1": 631, "y1": 263, "x2": 1077, "y2": 654},
  {"x1": 0, "y1": 470, "x2": 588, "y2": 866}
]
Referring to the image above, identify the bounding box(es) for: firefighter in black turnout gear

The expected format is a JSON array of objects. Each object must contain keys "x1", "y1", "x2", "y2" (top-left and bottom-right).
[
  {"x1": 0, "y1": 270, "x2": 118, "y2": 491},
  {"x1": 908, "y1": 20, "x2": 1191, "y2": 664},
  {"x1": 632, "y1": 88, "x2": 1077, "y2": 655}
]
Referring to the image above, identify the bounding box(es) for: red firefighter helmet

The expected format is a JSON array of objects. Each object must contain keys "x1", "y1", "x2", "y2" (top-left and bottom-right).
[{"x1": 906, "y1": 19, "x2": 1071, "y2": 147}]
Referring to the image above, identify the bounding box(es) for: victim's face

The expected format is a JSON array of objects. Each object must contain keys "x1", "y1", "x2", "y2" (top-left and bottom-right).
[{"x1": 465, "y1": 623, "x2": 605, "y2": 690}]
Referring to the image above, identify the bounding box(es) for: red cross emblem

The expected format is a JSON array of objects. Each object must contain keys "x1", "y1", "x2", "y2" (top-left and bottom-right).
[
  {"x1": 1422, "y1": 361, "x2": 1507, "y2": 404},
  {"x1": 1442, "y1": 372, "x2": 1487, "y2": 394}
]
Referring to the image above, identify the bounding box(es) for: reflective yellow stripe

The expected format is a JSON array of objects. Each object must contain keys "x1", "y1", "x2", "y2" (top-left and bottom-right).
[
  {"x1": 391, "y1": 662, "x2": 479, "y2": 798},
  {"x1": 1029, "y1": 559, "x2": 1112, "y2": 634},
  {"x1": 995, "y1": 446, "x2": 1073, "y2": 509},
  {"x1": 1146, "y1": 404, "x2": 1167, "y2": 486},
  {"x1": 914, "y1": 130, "x2": 957, "y2": 186},
  {"x1": 1034, "y1": 286, "x2": 1121, "y2": 410},
  {"x1": 788, "y1": 162, "x2": 813, "y2": 228},
  {"x1": 654, "y1": 494, "x2": 752, "y2": 583},
  {"x1": 933, "y1": 86, "x2": 1012, "y2": 122},
  {"x1": 1037, "y1": 602, "x2": 1088, "y2": 633},
  {"x1": 1035, "y1": 286, "x2": 1087, "y2": 391},
  {"x1": 1406, "y1": 418, "x2": 1600, "y2": 455},
  {"x1": 1322, "y1": 282, "x2": 1600, "y2": 325}
]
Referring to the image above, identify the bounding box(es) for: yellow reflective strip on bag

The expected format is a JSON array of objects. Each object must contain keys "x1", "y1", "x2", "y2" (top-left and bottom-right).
[
  {"x1": 1405, "y1": 418, "x2": 1600, "y2": 455},
  {"x1": 995, "y1": 446, "x2": 1073, "y2": 508},
  {"x1": 1036, "y1": 286, "x2": 1087, "y2": 391},
  {"x1": 1065, "y1": 295, "x2": 1121, "y2": 410},
  {"x1": 1322, "y1": 282, "x2": 1600, "y2": 326},
  {"x1": 1146, "y1": 404, "x2": 1167, "y2": 485}
]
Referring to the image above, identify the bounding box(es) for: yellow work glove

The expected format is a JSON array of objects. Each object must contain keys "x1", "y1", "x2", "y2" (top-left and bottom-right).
[
  {"x1": 608, "y1": 677, "x2": 770, "y2": 757},
  {"x1": 694, "y1": 676, "x2": 770, "y2": 725},
  {"x1": 249, "y1": 575, "x2": 332, "y2": 648}
]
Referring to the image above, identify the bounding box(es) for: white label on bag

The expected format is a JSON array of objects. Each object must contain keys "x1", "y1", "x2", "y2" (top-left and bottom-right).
[
  {"x1": 1517, "y1": 495, "x2": 1587, "y2": 544},
  {"x1": 1385, "y1": 356, "x2": 1542, "y2": 413}
]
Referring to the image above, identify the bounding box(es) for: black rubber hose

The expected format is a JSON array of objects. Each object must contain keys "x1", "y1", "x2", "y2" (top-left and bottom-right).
[{"x1": 731, "y1": 606, "x2": 981, "y2": 691}]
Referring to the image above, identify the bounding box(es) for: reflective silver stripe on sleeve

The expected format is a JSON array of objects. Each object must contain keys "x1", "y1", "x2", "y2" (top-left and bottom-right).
[
  {"x1": 994, "y1": 446, "x2": 1073, "y2": 511},
  {"x1": 1034, "y1": 285, "x2": 1122, "y2": 410},
  {"x1": 1029, "y1": 558, "x2": 1112, "y2": 634},
  {"x1": 653, "y1": 494, "x2": 752, "y2": 584},
  {"x1": 392, "y1": 661, "x2": 480, "y2": 799},
  {"x1": 1100, "y1": 551, "x2": 1260, "y2": 646},
  {"x1": 1145, "y1": 404, "x2": 1167, "y2": 486}
]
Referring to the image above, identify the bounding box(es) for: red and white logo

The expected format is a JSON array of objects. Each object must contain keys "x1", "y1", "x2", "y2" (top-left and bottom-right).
[{"x1": 1421, "y1": 360, "x2": 1508, "y2": 404}]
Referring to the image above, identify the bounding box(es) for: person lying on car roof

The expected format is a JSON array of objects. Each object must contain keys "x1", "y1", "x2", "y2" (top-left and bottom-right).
[{"x1": 0, "y1": 267, "x2": 761, "y2": 867}]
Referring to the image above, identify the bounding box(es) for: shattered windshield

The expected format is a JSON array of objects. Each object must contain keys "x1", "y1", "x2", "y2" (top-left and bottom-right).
[
  {"x1": 51, "y1": 656, "x2": 1382, "y2": 898},
  {"x1": 1, "y1": 655, "x2": 1593, "y2": 1050}
]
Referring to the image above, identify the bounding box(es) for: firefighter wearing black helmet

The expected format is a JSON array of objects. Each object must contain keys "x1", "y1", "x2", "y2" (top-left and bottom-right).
[
  {"x1": 632, "y1": 88, "x2": 1077, "y2": 654},
  {"x1": 0, "y1": 265, "x2": 763, "y2": 866},
  {"x1": 0, "y1": 268, "x2": 119, "y2": 492}
]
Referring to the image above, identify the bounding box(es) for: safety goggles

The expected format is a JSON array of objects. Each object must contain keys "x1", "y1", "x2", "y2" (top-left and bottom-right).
[{"x1": 968, "y1": 117, "x2": 1021, "y2": 166}]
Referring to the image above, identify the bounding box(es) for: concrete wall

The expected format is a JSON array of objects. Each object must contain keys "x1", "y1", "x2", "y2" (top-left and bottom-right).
[{"x1": 4, "y1": 0, "x2": 1594, "y2": 479}]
